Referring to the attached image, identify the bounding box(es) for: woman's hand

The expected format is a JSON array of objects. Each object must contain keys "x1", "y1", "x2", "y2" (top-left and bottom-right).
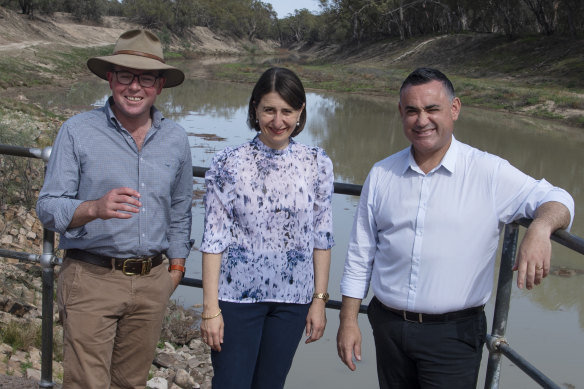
[
  {"x1": 200, "y1": 311, "x2": 224, "y2": 351},
  {"x1": 201, "y1": 252, "x2": 224, "y2": 351},
  {"x1": 305, "y1": 299, "x2": 327, "y2": 343}
]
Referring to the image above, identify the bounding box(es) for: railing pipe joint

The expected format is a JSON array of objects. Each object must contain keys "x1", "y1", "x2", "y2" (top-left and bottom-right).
[
  {"x1": 41, "y1": 146, "x2": 52, "y2": 162},
  {"x1": 39, "y1": 252, "x2": 56, "y2": 269},
  {"x1": 486, "y1": 334, "x2": 507, "y2": 353}
]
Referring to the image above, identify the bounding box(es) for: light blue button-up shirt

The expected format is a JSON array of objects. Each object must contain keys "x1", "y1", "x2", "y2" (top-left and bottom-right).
[
  {"x1": 341, "y1": 137, "x2": 574, "y2": 313},
  {"x1": 36, "y1": 98, "x2": 193, "y2": 259}
]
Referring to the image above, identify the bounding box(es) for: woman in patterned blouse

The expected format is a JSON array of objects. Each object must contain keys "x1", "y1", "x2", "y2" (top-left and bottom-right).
[{"x1": 199, "y1": 67, "x2": 335, "y2": 389}]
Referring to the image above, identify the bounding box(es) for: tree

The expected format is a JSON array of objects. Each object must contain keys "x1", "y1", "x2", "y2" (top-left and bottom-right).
[{"x1": 522, "y1": 0, "x2": 559, "y2": 35}]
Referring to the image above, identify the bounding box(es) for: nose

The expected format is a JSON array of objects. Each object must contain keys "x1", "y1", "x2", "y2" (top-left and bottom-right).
[
  {"x1": 416, "y1": 111, "x2": 430, "y2": 127},
  {"x1": 128, "y1": 75, "x2": 142, "y2": 89},
  {"x1": 272, "y1": 111, "x2": 284, "y2": 127}
]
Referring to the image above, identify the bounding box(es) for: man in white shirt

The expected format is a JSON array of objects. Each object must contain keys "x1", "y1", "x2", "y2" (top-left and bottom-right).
[{"x1": 336, "y1": 67, "x2": 574, "y2": 388}]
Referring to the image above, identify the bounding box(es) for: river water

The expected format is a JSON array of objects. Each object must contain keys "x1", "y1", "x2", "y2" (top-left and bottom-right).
[{"x1": 27, "y1": 75, "x2": 583, "y2": 388}]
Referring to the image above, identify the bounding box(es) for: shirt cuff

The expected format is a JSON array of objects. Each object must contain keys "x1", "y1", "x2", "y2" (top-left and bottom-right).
[
  {"x1": 167, "y1": 241, "x2": 192, "y2": 259},
  {"x1": 340, "y1": 277, "x2": 370, "y2": 300}
]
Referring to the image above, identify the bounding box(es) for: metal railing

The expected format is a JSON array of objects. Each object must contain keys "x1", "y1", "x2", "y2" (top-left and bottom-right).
[{"x1": 1, "y1": 143, "x2": 583, "y2": 388}]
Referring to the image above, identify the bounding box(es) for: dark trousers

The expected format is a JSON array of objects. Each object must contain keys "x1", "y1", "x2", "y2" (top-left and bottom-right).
[
  {"x1": 211, "y1": 300, "x2": 310, "y2": 389},
  {"x1": 367, "y1": 297, "x2": 487, "y2": 389}
]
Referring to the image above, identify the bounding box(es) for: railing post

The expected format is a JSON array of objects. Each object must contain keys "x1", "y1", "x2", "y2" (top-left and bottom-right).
[
  {"x1": 38, "y1": 227, "x2": 56, "y2": 388},
  {"x1": 484, "y1": 223, "x2": 519, "y2": 389}
]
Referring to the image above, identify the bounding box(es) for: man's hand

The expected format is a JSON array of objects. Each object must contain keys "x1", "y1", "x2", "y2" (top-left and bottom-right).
[
  {"x1": 69, "y1": 187, "x2": 141, "y2": 228},
  {"x1": 336, "y1": 296, "x2": 363, "y2": 371},
  {"x1": 169, "y1": 270, "x2": 183, "y2": 290},
  {"x1": 168, "y1": 259, "x2": 186, "y2": 291},
  {"x1": 514, "y1": 201, "x2": 571, "y2": 289},
  {"x1": 337, "y1": 319, "x2": 362, "y2": 371},
  {"x1": 514, "y1": 223, "x2": 551, "y2": 289},
  {"x1": 92, "y1": 187, "x2": 142, "y2": 220}
]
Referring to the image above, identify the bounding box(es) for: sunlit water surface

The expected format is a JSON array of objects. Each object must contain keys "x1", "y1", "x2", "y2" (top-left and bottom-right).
[{"x1": 26, "y1": 75, "x2": 584, "y2": 389}]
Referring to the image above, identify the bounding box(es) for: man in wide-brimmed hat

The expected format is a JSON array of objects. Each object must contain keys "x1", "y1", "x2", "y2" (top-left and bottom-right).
[{"x1": 37, "y1": 29, "x2": 193, "y2": 388}]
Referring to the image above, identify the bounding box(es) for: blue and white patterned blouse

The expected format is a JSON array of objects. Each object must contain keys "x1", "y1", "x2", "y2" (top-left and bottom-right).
[{"x1": 200, "y1": 135, "x2": 335, "y2": 304}]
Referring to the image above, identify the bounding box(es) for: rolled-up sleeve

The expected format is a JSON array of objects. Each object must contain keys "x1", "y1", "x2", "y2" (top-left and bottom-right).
[
  {"x1": 199, "y1": 152, "x2": 235, "y2": 254},
  {"x1": 313, "y1": 149, "x2": 335, "y2": 250},
  {"x1": 494, "y1": 160, "x2": 575, "y2": 230},
  {"x1": 340, "y1": 171, "x2": 377, "y2": 299},
  {"x1": 36, "y1": 120, "x2": 86, "y2": 237},
  {"x1": 166, "y1": 138, "x2": 193, "y2": 259}
]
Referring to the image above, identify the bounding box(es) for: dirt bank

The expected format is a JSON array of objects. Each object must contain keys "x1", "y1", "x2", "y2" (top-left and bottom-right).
[{"x1": 1, "y1": 6, "x2": 583, "y2": 127}]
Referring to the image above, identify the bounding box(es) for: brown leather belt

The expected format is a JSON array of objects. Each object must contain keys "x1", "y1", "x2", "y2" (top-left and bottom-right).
[
  {"x1": 65, "y1": 248, "x2": 164, "y2": 276},
  {"x1": 374, "y1": 297, "x2": 484, "y2": 323}
]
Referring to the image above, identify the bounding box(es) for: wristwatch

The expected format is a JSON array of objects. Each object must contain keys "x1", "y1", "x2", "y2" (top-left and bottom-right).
[
  {"x1": 168, "y1": 264, "x2": 186, "y2": 278},
  {"x1": 312, "y1": 292, "x2": 330, "y2": 303}
]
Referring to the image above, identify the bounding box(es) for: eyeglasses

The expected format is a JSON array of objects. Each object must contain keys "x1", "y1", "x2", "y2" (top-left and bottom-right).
[{"x1": 112, "y1": 71, "x2": 159, "y2": 88}]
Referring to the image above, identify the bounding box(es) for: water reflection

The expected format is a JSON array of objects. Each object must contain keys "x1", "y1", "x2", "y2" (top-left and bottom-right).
[{"x1": 24, "y1": 75, "x2": 584, "y2": 388}]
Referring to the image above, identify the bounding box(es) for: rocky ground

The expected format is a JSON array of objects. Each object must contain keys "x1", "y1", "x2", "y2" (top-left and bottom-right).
[{"x1": 0, "y1": 204, "x2": 213, "y2": 388}]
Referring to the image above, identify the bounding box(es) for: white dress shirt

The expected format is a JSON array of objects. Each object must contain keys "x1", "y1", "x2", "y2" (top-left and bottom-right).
[{"x1": 340, "y1": 136, "x2": 574, "y2": 314}]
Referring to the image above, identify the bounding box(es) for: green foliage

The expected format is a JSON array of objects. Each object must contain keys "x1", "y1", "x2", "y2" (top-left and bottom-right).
[
  {"x1": 20, "y1": 360, "x2": 33, "y2": 375},
  {"x1": 0, "y1": 321, "x2": 42, "y2": 351},
  {"x1": 68, "y1": 0, "x2": 107, "y2": 23},
  {"x1": 2, "y1": 0, "x2": 583, "y2": 44},
  {"x1": 0, "y1": 120, "x2": 43, "y2": 208}
]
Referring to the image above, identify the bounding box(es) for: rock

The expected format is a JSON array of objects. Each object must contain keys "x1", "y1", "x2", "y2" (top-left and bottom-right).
[
  {"x1": 0, "y1": 344, "x2": 12, "y2": 357},
  {"x1": 26, "y1": 368, "x2": 41, "y2": 381},
  {"x1": 0, "y1": 235, "x2": 13, "y2": 244},
  {"x1": 155, "y1": 352, "x2": 177, "y2": 369},
  {"x1": 29, "y1": 348, "x2": 41, "y2": 370},
  {"x1": 146, "y1": 376, "x2": 168, "y2": 389},
  {"x1": 164, "y1": 342, "x2": 176, "y2": 352},
  {"x1": 174, "y1": 368, "x2": 191, "y2": 388},
  {"x1": 2, "y1": 299, "x2": 34, "y2": 317},
  {"x1": 187, "y1": 356, "x2": 201, "y2": 369}
]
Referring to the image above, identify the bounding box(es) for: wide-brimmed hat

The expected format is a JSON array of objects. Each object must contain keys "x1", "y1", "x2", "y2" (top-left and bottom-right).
[{"x1": 87, "y1": 29, "x2": 184, "y2": 88}]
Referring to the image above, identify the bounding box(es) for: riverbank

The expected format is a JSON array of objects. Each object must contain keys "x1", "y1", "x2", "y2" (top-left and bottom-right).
[
  {"x1": 0, "y1": 244, "x2": 213, "y2": 388},
  {"x1": 1, "y1": 7, "x2": 583, "y2": 129}
]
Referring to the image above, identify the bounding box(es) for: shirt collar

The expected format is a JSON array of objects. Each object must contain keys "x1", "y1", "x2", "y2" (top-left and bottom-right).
[
  {"x1": 252, "y1": 135, "x2": 295, "y2": 156},
  {"x1": 403, "y1": 135, "x2": 458, "y2": 175}
]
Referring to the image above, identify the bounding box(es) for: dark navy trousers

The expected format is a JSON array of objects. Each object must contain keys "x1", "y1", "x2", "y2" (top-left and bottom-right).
[
  {"x1": 211, "y1": 300, "x2": 310, "y2": 389},
  {"x1": 368, "y1": 296, "x2": 487, "y2": 389}
]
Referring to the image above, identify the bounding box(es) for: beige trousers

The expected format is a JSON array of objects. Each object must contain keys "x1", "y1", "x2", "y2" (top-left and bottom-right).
[{"x1": 57, "y1": 257, "x2": 174, "y2": 389}]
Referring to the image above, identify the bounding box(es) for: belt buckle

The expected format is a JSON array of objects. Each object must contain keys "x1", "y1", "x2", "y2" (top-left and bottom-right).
[
  {"x1": 403, "y1": 311, "x2": 423, "y2": 323},
  {"x1": 122, "y1": 258, "x2": 152, "y2": 276}
]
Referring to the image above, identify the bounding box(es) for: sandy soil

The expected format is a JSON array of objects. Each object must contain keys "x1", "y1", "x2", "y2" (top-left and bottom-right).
[
  {"x1": 0, "y1": 8, "x2": 276, "y2": 57},
  {"x1": 0, "y1": 7, "x2": 280, "y2": 84},
  {"x1": 0, "y1": 375, "x2": 61, "y2": 388}
]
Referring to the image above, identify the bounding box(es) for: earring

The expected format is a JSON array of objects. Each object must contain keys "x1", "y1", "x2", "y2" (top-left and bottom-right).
[
  {"x1": 296, "y1": 121, "x2": 300, "y2": 128},
  {"x1": 256, "y1": 119, "x2": 259, "y2": 124}
]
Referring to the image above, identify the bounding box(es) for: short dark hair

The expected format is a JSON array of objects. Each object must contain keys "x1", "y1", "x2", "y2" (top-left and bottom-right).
[
  {"x1": 400, "y1": 67, "x2": 455, "y2": 101},
  {"x1": 247, "y1": 67, "x2": 307, "y2": 137}
]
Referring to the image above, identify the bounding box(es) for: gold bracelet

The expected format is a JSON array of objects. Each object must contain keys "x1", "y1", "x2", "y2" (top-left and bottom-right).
[{"x1": 201, "y1": 309, "x2": 222, "y2": 320}]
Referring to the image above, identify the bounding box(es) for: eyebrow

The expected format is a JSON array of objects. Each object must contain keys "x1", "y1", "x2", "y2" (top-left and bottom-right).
[{"x1": 405, "y1": 104, "x2": 440, "y2": 111}]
